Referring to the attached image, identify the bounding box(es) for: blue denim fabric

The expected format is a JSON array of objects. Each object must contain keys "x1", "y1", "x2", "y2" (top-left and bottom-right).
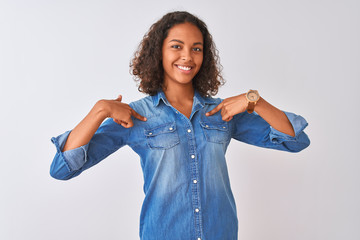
[{"x1": 50, "y1": 91, "x2": 310, "y2": 240}]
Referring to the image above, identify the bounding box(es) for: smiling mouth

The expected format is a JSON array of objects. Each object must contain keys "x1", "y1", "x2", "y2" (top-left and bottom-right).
[{"x1": 175, "y1": 64, "x2": 193, "y2": 71}]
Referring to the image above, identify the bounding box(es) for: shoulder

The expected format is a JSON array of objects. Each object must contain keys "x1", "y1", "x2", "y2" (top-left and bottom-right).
[
  {"x1": 129, "y1": 95, "x2": 152, "y2": 107},
  {"x1": 209, "y1": 96, "x2": 223, "y2": 104},
  {"x1": 129, "y1": 95, "x2": 158, "y2": 118},
  {"x1": 202, "y1": 95, "x2": 223, "y2": 110}
]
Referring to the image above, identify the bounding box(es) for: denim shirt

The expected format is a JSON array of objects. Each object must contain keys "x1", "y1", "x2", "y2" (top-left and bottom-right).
[{"x1": 50, "y1": 90, "x2": 310, "y2": 240}]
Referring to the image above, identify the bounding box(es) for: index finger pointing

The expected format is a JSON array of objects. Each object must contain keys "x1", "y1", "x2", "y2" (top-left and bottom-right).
[
  {"x1": 131, "y1": 109, "x2": 147, "y2": 121},
  {"x1": 206, "y1": 103, "x2": 223, "y2": 116}
]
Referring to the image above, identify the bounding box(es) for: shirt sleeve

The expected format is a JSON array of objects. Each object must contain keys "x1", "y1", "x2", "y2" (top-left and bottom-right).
[
  {"x1": 231, "y1": 111, "x2": 310, "y2": 152},
  {"x1": 50, "y1": 118, "x2": 131, "y2": 180}
]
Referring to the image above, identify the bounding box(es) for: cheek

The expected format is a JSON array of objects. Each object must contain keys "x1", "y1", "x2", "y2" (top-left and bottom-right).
[
  {"x1": 196, "y1": 55, "x2": 204, "y2": 70},
  {"x1": 162, "y1": 52, "x2": 176, "y2": 66}
]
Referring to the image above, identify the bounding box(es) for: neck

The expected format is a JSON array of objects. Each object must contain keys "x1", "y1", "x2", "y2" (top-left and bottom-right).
[{"x1": 162, "y1": 82, "x2": 195, "y2": 104}]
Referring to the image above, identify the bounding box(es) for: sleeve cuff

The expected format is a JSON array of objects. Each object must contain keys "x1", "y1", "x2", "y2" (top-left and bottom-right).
[
  {"x1": 51, "y1": 131, "x2": 89, "y2": 171},
  {"x1": 269, "y1": 111, "x2": 308, "y2": 144}
]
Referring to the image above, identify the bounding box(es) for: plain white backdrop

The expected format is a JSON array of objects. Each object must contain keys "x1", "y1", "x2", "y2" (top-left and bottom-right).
[{"x1": 1, "y1": 0, "x2": 359, "y2": 239}]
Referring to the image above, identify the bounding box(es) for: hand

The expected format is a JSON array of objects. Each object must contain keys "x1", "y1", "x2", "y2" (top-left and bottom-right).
[
  {"x1": 205, "y1": 94, "x2": 248, "y2": 121},
  {"x1": 99, "y1": 95, "x2": 147, "y2": 128}
]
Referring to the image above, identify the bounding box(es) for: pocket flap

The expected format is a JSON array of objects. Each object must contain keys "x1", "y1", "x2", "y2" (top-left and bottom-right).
[
  {"x1": 200, "y1": 121, "x2": 228, "y2": 131},
  {"x1": 145, "y1": 122, "x2": 177, "y2": 137}
]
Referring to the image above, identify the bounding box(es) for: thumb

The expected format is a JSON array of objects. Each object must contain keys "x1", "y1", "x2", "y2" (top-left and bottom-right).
[
  {"x1": 122, "y1": 118, "x2": 134, "y2": 128},
  {"x1": 115, "y1": 95, "x2": 122, "y2": 102}
]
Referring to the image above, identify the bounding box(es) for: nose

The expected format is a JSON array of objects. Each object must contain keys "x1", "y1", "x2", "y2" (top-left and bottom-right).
[{"x1": 181, "y1": 48, "x2": 193, "y2": 62}]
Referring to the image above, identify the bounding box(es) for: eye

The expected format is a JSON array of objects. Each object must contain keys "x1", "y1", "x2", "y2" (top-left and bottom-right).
[
  {"x1": 193, "y1": 47, "x2": 202, "y2": 52},
  {"x1": 171, "y1": 45, "x2": 181, "y2": 49}
]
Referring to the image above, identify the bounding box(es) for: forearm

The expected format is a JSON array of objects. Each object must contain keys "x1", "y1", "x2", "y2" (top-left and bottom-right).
[
  {"x1": 62, "y1": 100, "x2": 108, "y2": 152},
  {"x1": 254, "y1": 97, "x2": 295, "y2": 137}
]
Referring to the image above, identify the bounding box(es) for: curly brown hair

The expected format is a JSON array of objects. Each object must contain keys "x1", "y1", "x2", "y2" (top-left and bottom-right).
[{"x1": 130, "y1": 11, "x2": 224, "y2": 97}]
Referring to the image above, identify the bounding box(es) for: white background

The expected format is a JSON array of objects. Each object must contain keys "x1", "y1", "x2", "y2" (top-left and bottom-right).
[{"x1": 1, "y1": 0, "x2": 359, "y2": 239}]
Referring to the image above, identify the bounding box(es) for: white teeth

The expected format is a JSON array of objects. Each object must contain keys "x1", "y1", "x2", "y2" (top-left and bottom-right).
[{"x1": 177, "y1": 65, "x2": 192, "y2": 71}]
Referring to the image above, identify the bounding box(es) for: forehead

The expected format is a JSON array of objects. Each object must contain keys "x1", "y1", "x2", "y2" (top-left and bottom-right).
[{"x1": 165, "y1": 22, "x2": 203, "y2": 42}]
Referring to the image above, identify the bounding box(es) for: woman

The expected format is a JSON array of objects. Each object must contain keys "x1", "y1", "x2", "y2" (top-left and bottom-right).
[{"x1": 50, "y1": 11, "x2": 310, "y2": 240}]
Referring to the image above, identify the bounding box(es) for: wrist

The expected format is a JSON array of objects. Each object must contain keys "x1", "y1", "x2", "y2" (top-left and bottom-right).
[
  {"x1": 253, "y1": 96, "x2": 263, "y2": 111},
  {"x1": 94, "y1": 100, "x2": 111, "y2": 119}
]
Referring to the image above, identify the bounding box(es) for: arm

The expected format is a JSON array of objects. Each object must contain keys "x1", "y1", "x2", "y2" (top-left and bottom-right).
[
  {"x1": 206, "y1": 93, "x2": 310, "y2": 152},
  {"x1": 206, "y1": 94, "x2": 294, "y2": 136},
  {"x1": 250, "y1": 96, "x2": 295, "y2": 136},
  {"x1": 50, "y1": 95, "x2": 146, "y2": 180},
  {"x1": 63, "y1": 95, "x2": 146, "y2": 152}
]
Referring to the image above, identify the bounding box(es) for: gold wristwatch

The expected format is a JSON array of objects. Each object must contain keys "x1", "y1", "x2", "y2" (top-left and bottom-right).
[{"x1": 245, "y1": 89, "x2": 260, "y2": 113}]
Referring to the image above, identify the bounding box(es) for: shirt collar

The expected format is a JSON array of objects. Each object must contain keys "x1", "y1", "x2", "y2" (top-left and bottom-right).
[{"x1": 152, "y1": 90, "x2": 217, "y2": 108}]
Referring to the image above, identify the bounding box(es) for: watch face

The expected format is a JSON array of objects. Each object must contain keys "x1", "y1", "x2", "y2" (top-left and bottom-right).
[{"x1": 247, "y1": 91, "x2": 259, "y2": 101}]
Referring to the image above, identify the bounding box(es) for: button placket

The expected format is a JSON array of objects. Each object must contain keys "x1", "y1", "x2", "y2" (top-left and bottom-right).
[
  {"x1": 179, "y1": 117, "x2": 203, "y2": 239},
  {"x1": 189, "y1": 149, "x2": 202, "y2": 237}
]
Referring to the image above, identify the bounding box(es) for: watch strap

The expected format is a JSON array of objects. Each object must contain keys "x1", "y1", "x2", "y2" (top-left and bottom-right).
[{"x1": 247, "y1": 102, "x2": 256, "y2": 113}]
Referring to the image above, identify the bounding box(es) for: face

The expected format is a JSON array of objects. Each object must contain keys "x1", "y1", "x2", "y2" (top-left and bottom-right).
[
  {"x1": 162, "y1": 22, "x2": 204, "y2": 88},
  {"x1": 248, "y1": 92, "x2": 257, "y2": 101},
  {"x1": 247, "y1": 90, "x2": 260, "y2": 101}
]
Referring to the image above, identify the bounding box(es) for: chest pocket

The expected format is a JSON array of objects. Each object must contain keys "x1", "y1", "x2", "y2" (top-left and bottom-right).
[
  {"x1": 144, "y1": 122, "x2": 180, "y2": 150},
  {"x1": 200, "y1": 121, "x2": 230, "y2": 144}
]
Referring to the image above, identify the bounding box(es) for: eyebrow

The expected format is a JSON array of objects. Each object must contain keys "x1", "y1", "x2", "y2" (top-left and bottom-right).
[{"x1": 169, "y1": 39, "x2": 203, "y2": 46}]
